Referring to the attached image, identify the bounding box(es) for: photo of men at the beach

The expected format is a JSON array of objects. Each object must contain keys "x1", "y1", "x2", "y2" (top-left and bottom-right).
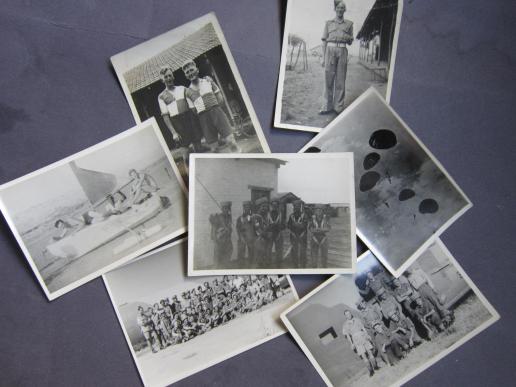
[{"x1": 0, "y1": 121, "x2": 187, "y2": 299}]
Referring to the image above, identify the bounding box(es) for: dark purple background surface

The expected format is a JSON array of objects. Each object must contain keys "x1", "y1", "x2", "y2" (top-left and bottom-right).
[{"x1": 0, "y1": 0, "x2": 514, "y2": 386}]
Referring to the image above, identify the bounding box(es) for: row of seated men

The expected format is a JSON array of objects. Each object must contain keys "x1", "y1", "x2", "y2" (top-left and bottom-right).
[
  {"x1": 136, "y1": 275, "x2": 287, "y2": 352},
  {"x1": 341, "y1": 267, "x2": 455, "y2": 377},
  {"x1": 209, "y1": 199, "x2": 332, "y2": 268}
]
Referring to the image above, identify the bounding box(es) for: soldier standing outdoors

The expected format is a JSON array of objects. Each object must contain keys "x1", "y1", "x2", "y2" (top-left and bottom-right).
[
  {"x1": 287, "y1": 200, "x2": 308, "y2": 268},
  {"x1": 266, "y1": 199, "x2": 284, "y2": 267},
  {"x1": 209, "y1": 201, "x2": 233, "y2": 266},
  {"x1": 319, "y1": 1, "x2": 354, "y2": 115},
  {"x1": 157, "y1": 66, "x2": 207, "y2": 154},
  {"x1": 182, "y1": 59, "x2": 241, "y2": 152},
  {"x1": 236, "y1": 201, "x2": 257, "y2": 264},
  {"x1": 308, "y1": 205, "x2": 331, "y2": 267},
  {"x1": 342, "y1": 309, "x2": 378, "y2": 377},
  {"x1": 254, "y1": 197, "x2": 270, "y2": 267}
]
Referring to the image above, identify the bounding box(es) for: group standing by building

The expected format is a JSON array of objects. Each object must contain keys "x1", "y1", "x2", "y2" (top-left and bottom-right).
[{"x1": 209, "y1": 198, "x2": 332, "y2": 268}]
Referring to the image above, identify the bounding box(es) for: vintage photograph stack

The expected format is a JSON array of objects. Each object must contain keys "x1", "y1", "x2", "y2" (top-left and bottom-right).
[{"x1": 0, "y1": 3, "x2": 501, "y2": 387}]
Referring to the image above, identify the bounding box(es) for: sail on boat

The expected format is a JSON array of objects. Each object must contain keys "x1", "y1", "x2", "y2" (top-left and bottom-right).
[{"x1": 46, "y1": 162, "x2": 164, "y2": 259}]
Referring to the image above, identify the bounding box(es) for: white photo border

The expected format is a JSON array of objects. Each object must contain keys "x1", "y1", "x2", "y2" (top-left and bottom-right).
[
  {"x1": 299, "y1": 87, "x2": 473, "y2": 277},
  {"x1": 273, "y1": 0, "x2": 405, "y2": 133},
  {"x1": 187, "y1": 152, "x2": 357, "y2": 276},
  {"x1": 102, "y1": 237, "x2": 299, "y2": 387},
  {"x1": 0, "y1": 117, "x2": 187, "y2": 301},
  {"x1": 111, "y1": 12, "x2": 271, "y2": 153},
  {"x1": 280, "y1": 239, "x2": 500, "y2": 387}
]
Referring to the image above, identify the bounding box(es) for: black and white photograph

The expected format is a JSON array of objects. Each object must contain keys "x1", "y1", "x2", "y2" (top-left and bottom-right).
[
  {"x1": 0, "y1": 119, "x2": 187, "y2": 300},
  {"x1": 103, "y1": 238, "x2": 298, "y2": 387},
  {"x1": 111, "y1": 13, "x2": 271, "y2": 185},
  {"x1": 301, "y1": 88, "x2": 472, "y2": 277},
  {"x1": 281, "y1": 240, "x2": 499, "y2": 387},
  {"x1": 275, "y1": 0, "x2": 403, "y2": 132},
  {"x1": 188, "y1": 153, "x2": 357, "y2": 275}
]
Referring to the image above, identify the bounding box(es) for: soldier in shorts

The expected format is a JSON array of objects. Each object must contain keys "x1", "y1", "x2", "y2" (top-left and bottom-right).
[
  {"x1": 182, "y1": 59, "x2": 240, "y2": 152},
  {"x1": 136, "y1": 306, "x2": 160, "y2": 353},
  {"x1": 342, "y1": 309, "x2": 377, "y2": 376}
]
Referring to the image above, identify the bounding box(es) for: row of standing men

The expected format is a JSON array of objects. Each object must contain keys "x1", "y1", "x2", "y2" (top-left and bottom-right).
[{"x1": 209, "y1": 199, "x2": 332, "y2": 268}]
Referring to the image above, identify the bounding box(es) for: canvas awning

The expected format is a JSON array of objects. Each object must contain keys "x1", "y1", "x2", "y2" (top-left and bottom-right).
[{"x1": 123, "y1": 23, "x2": 221, "y2": 93}]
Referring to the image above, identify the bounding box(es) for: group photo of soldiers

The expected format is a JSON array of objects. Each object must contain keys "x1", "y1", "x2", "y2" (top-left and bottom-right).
[
  {"x1": 344, "y1": 265, "x2": 455, "y2": 377},
  {"x1": 135, "y1": 275, "x2": 288, "y2": 353},
  {"x1": 209, "y1": 198, "x2": 335, "y2": 269}
]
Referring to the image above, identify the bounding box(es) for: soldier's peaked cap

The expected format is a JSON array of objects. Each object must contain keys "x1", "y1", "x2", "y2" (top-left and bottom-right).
[
  {"x1": 293, "y1": 199, "x2": 303, "y2": 205},
  {"x1": 220, "y1": 201, "x2": 231, "y2": 207},
  {"x1": 243, "y1": 200, "x2": 252, "y2": 206}
]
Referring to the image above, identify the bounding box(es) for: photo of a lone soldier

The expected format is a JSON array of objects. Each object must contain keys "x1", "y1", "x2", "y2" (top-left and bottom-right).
[{"x1": 320, "y1": 1, "x2": 354, "y2": 114}]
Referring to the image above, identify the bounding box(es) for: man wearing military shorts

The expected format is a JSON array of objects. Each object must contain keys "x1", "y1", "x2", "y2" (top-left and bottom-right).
[
  {"x1": 342, "y1": 309, "x2": 378, "y2": 376},
  {"x1": 320, "y1": 1, "x2": 353, "y2": 114},
  {"x1": 182, "y1": 60, "x2": 240, "y2": 152}
]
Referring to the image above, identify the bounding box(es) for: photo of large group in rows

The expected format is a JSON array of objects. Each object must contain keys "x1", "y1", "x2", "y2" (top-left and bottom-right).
[
  {"x1": 112, "y1": 15, "x2": 270, "y2": 183},
  {"x1": 283, "y1": 242, "x2": 498, "y2": 387},
  {"x1": 190, "y1": 155, "x2": 356, "y2": 273},
  {"x1": 136, "y1": 275, "x2": 288, "y2": 353}
]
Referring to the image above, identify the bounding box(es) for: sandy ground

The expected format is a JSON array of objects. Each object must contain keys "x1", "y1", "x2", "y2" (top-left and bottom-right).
[
  {"x1": 33, "y1": 157, "x2": 187, "y2": 293},
  {"x1": 133, "y1": 294, "x2": 295, "y2": 387},
  {"x1": 279, "y1": 55, "x2": 387, "y2": 129},
  {"x1": 337, "y1": 294, "x2": 493, "y2": 387}
]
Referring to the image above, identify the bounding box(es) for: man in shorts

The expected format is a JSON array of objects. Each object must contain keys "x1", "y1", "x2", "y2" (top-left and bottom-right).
[
  {"x1": 342, "y1": 309, "x2": 378, "y2": 376},
  {"x1": 182, "y1": 59, "x2": 240, "y2": 152}
]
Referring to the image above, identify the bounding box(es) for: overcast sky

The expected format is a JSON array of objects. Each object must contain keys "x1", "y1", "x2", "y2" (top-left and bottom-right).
[
  {"x1": 277, "y1": 156, "x2": 353, "y2": 204},
  {"x1": 105, "y1": 242, "x2": 211, "y2": 305},
  {"x1": 0, "y1": 125, "x2": 165, "y2": 216},
  {"x1": 287, "y1": 0, "x2": 376, "y2": 56}
]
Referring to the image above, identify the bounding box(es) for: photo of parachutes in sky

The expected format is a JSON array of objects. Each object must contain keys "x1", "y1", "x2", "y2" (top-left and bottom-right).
[{"x1": 301, "y1": 88, "x2": 472, "y2": 277}]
